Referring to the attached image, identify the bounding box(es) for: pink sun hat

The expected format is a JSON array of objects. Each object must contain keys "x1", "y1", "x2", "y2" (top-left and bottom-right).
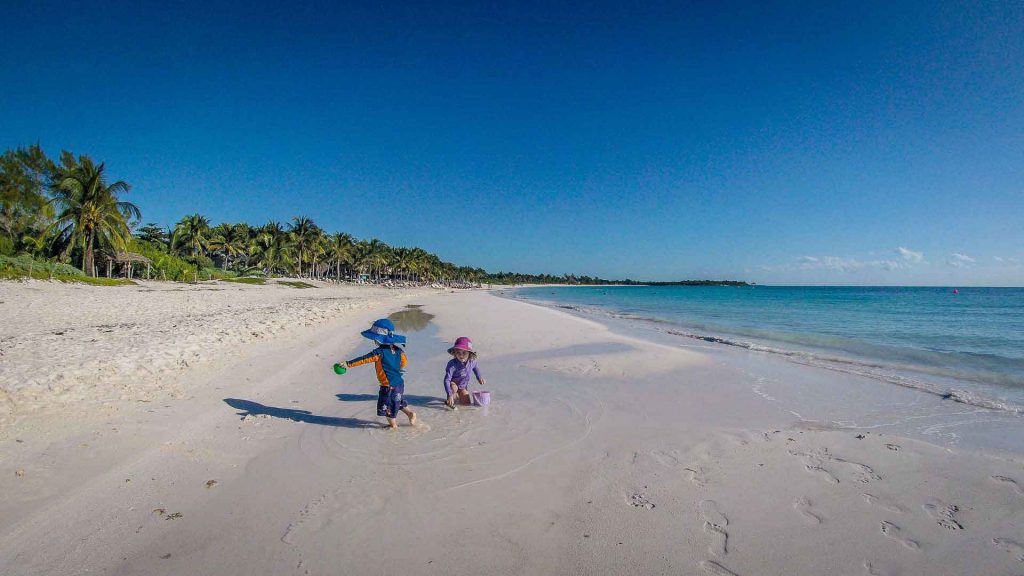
[{"x1": 447, "y1": 336, "x2": 477, "y2": 358}]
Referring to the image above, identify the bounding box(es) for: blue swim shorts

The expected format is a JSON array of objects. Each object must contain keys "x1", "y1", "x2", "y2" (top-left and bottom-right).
[{"x1": 377, "y1": 386, "x2": 408, "y2": 418}]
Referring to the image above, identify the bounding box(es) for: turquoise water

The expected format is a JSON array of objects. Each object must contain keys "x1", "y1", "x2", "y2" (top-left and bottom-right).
[{"x1": 511, "y1": 286, "x2": 1024, "y2": 413}]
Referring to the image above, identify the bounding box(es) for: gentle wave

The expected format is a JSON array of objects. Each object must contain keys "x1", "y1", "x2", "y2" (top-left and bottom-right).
[
  {"x1": 514, "y1": 294, "x2": 1024, "y2": 415},
  {"x1": 659, "y1": 328, "x2": 1023, "y2": 414}
]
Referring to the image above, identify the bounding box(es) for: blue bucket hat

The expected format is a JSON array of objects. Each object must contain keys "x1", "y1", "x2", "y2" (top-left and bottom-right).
[{"x1": 361, "y1": 318, "x2": 406, "y2": 346}]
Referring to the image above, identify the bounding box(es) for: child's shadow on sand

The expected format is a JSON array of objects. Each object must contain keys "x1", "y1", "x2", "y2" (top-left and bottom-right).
[
  {"x1": 336, "y1": 393, "x2": 449, "y2": 411},
  {"x1": 224, "y1": 398, "x2": 381, "y2": 428}
]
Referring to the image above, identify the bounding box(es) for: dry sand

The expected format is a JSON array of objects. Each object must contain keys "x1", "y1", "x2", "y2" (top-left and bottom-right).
[
  {"x1": 1, "y1": 286, "x2": 1022, "y2": 575},
  {"x1": 0, "y1": 279, "x2": 432, "y2": 424}
]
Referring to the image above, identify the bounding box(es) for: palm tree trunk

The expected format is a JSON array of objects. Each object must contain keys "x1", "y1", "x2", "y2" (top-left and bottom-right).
[{"x1": 84, "y1": 228, "x2": 96, "y2": 277}]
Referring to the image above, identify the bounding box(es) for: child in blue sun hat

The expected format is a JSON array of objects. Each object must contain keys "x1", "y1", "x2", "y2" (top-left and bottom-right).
[{"x1": 338, "y1": 318, "x2": 417, "y2": 429}]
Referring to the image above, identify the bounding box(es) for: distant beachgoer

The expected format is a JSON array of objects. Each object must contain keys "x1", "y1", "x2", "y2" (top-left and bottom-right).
[
  {"x1": 443, "y1": 336, "x2": 486, "y2": 408},
  {"x1": 338, "y1": 318, "x2": 417, "y2": 429}
]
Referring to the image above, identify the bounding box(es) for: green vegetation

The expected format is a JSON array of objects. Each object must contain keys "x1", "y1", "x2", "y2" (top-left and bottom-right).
[
  {"x1": 2, "y1": 143, "x2": 748, "y2": 287},
  {"x1": 47, "y1": 154, "x2": 140, "y2": 276},
  {"x1": 277, "y1": 280, "x2": 316, "y2": 289},
  {"x1": 482, "y1": 273, "x2": 750, "y2": 286},
  {"x1": 1, "y1": 254, "x2": 84, "y2": 277},
  {"x1": 58, "y1": 274, "x2": 134, "y2": 286},
  {"x1": 221, "y1": 277, "x2": 266, "y2": 285},
  {"x1": 641, "y1": 280, "x2": 751, "y2": 287},
  {"x1": 0, "y1": 255, "x2": 133, "y2": 285}
]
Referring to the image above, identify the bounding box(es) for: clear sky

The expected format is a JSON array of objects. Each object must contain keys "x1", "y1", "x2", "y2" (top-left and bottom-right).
[{"x1": 3, "y1": 1, "x2": 1022, "y2": 285}]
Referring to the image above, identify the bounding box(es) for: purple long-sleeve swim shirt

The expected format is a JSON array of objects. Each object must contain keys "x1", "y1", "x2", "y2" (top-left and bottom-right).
[{"x1": 443, "y1": 358, "x2": 483, "y2": 396}]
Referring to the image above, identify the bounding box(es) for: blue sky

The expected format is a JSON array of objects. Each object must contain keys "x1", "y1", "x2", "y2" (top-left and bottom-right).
[{"x1": 3, "y1": 1, "x2": 1022, "y2": 285}]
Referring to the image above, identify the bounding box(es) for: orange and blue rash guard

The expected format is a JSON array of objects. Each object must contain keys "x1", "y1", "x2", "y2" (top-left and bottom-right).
[{"x1": 346, "y1": 346, "x2": 407, "y2": 389}]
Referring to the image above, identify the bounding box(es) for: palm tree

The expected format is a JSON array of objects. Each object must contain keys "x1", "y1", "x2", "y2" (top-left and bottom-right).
[
  {"x1": 206, "y1": 222, "x2": 249, "y2": 271},
  {"x1": 172, "y1": 213, "x2": 211, "y2": 260},
  {"x1": 254, "y1": 221, "x2": 294, "y2": 277},
  {"x1": 47, "y1": 154, "x2": 140, "y2": 276},
  {"x1": 420, "y1": 253, "x2": 443, "y2": 283},
  {"x1": 243, "y1": 225, "x2": 261, "y2": 269},
  {"x1": 308, "y1": 227, "x2": 326, "y2": 279},
  {"x1": 365, "y1": 239, "x2": 391, "y2": 281},
  {"x1": 351, "y1": 239, "x2": 372, "y2": 280},
  {"x1": 221, "y1": 223, "x2": 250, "y2": 270},
  {"x1": 408, "y1": 248, "x2": 431, "y2": 283},
  {"x1": 327, "y1": 232, "x2": 354, "y2": 281},
  {"x1": 289, "y1": 216, "x2": 320, "y2": 278},
  {"x1": 393, "y1": 247, "x2": 416, "y2": 282},
  {"x1": 171, "y1": 214, "x2": 211, "y2": 282}
]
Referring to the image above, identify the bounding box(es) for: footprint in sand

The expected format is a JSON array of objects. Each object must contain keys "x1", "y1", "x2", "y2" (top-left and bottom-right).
[
  {"x1": 281, "y1": 493, "x2": 330, "y2": 544},
  {"x1": 828, "y1": 455, "x2": 882, "y2": 483},
  {"x1": 990, "y1": 475, "x2": 1024, "y2": 498},
  {"x1": 684, "y1": 466, "x2": 708, "y2": 488},
  {"x1": 790, "y1": 450, "x2": 839, "y2": 484},
  {"x1": 792, "y1": 496, "x2": 823, "y2": 525},
  {"x1": 849, "y1": 463, "x2": 881, "y2": 483},
  {"x1": 885, "y1": 443, "x2": 900, "y2": 451},
  {"x1": 627, "y1": 491, "x2": 655, "y2": 509},
  {"x1": 651, "y1": 450, "x2": 708, "y2": 488},
  {"x1": 651, "y1": 449, "x2": 683, "y2": 467},
  {"x1": 862, "y1": 493, "x2": 907, "y2": 514},
  {"x1": 862, "y1": 560, "x2": 897, "y2": 575},
  {"x1": 805, "y1": 464, "x2": 840, "y2": 484},
  {"x1": 791, "y1": 449, "x2": 880, "y2": 484},
  {"x1": 698, "y1": 559, "x2": 741, "y2": 576},
  {"x1": 699, "y1": 500, "x2": 729, "y2": 557},
  {"x1": 992, "y1": 538, "x2": 1024, "y2": 562},
  {"x1": 922, "y1": 498, "x2": 963, "y2": 531},
  {"x1": 880, "y1": 521, "x2": 920, "y2": 550}
]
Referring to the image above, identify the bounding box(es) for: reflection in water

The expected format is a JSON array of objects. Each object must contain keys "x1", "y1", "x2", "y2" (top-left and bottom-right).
[{"x1": 388, "y1": 306, "x2": 435, "y2": 332}]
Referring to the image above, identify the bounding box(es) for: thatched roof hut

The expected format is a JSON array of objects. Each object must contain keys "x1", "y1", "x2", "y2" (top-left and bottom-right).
[{"x1": 100, "y1": 251, "x2": 152, "y2": 279}]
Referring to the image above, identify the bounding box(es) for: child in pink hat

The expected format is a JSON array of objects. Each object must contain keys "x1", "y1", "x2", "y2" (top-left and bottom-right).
[{"x1": 444, "y1": 336, "x2": 486, "y2": 408}]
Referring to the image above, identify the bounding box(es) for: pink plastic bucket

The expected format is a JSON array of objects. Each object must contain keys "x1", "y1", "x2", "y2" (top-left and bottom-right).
[{"x1": 472, "y1": 390, "x2": 491, "y2": 406}]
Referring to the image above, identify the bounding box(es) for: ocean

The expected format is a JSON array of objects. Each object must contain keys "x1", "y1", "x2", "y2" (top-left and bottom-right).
[{"x1": 509, "y1": 285, "x2": 1024, "y2": 415}]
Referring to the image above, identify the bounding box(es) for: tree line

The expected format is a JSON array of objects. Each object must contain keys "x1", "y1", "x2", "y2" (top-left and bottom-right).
[
  {"x1": 0, "y1": 145, "x2": 488, "y2": 284},
  {"x1": 2, "y1": 144, "x2": 747, "y2": 286}
]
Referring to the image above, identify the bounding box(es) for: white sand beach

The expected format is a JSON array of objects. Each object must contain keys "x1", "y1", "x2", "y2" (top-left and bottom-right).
[
  {"x1": 0, "y1": 280, "x2": 434, "y2": 424},
  {"x1": 1, "y1": 285, "x2": 1022, "y2": 575}
]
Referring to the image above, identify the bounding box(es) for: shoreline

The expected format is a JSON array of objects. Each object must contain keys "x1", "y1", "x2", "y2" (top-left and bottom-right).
[
  {"x1": 500, "y1": 286, "x2": 1024, "y2": 453},
  {"x1": 0, "y1": 287, "x2": 1022, "y2": 575}
]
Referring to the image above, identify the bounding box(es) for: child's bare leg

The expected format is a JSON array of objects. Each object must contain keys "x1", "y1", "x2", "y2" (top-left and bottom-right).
[
  {"x1": 457, "y1": 388, "x2": 472, "y2": 405},
  {"x1": 386, "y1": 417, "x2": 398, "y2": 429},
  {"x1": 402, "y1": 407, "x2": 417, "y2": 426}
]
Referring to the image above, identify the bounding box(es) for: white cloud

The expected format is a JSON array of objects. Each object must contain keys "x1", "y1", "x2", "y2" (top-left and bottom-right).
[
  {"x1": 797, "y1": 256, "x2": 860, "y2": 272},
  {"x1": 994, "y1": 256, "x2": 1004, "y2": 262},
  {"x1": 794, "y1": 255, "x2": 900, "y2": 273},
  {"x1": 897, "y1": 247, "x2": 924, "y2": 263},
  {"x1": 821, "y1": 257, "x2": 861, "y2": 271},
  {"x1": 948, "y1": 253, "x2": 976, "y2": 268}
]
